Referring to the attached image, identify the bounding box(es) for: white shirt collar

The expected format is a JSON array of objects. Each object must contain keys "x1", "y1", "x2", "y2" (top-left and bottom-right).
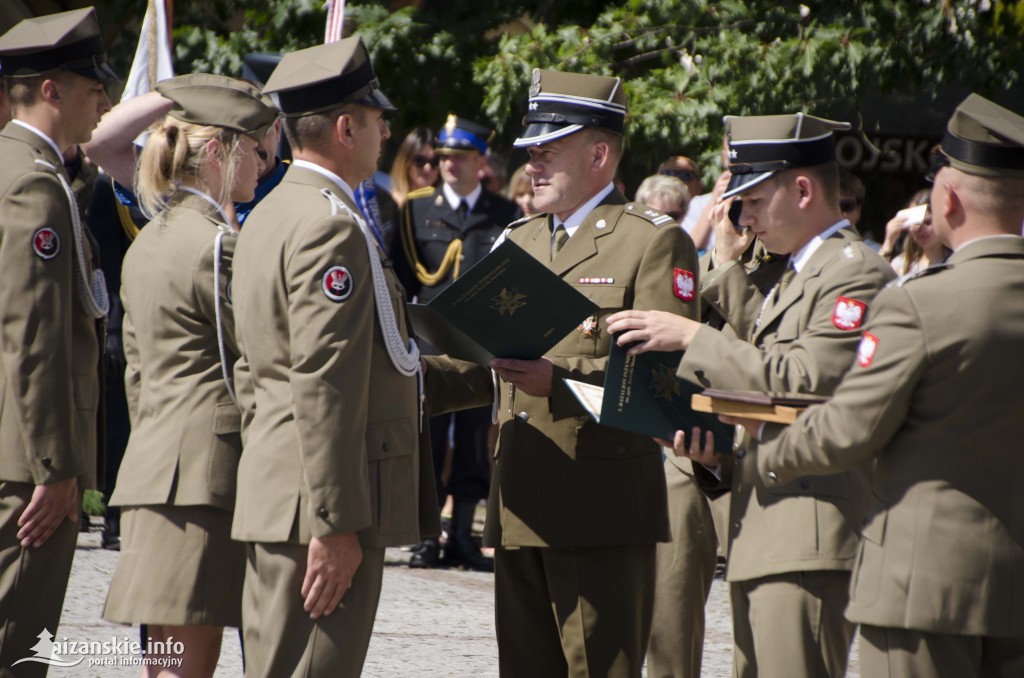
[
  {"x1": 292, "y1": 159, "x2": 356, "y2": 205},
  {"x1": 12, "y1": 120, "x2": 63, "y2": 161},
  {"x1": 790, "y1": 218, "x2": 850, "y2": 272},
  {"x1": 443, "y1": 181, "x2": 482, "y2": 212},
  {"x1": 553, "y1": 182, "x2": 616, "y2": 238},
  {"x1": 178, "y1": 186, "x2": 232, "y2": 226}
]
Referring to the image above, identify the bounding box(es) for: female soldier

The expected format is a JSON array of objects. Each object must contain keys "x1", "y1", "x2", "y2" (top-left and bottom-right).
[{"x1": 102, "y1": 74, "x2": 278, "y2": 677}]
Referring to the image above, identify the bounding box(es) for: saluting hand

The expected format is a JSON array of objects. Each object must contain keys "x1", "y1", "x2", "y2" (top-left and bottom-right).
[
  {"x1": 491, "y1": 358, "x2": 553, "y2": 397},
  {"x1": 605, "y1": 310, "x2": 701, "y2": 355},
  {"x1": 17, "y1": 477, "x2": 79, "y2": 548},
  {"x1": 302, "y1": 532, "x2": 362, "y2": 620},
  {"x1": 711, "y1": 196, "x2": 752, "y2": 262}
]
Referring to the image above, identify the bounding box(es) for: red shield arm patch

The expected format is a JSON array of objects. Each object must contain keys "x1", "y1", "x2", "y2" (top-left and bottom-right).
[
  {"x1": 832, "y1": 296, "x2": 866, "y2": 330},
  {"x1": 322, "y1": 266, "x2": 353, "y2": 302},
  {"x1": 673, "y1": 268, "x2": 695, "y2": 301},
  {"x1": 857, "y1": 332, "x2": 879, "y2": 367}
]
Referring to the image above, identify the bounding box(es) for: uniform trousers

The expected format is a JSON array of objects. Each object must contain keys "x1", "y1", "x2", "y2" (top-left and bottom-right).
[
  {"x1": 646, "y1": 457, "x2": 717, "y2": 678},
  {"x1": 495, "y1": 543, "x2": 655, "y2": 678},
  {"x1": 859, "y1": 624, "x2": 1024, "y2": 678},
  {"x1": 241, "y1": 542, "x2": 385, "y2": 678},
  {"x1": 0, "y1": 481, "x2": 78, "y2": 678},
  {"x1": 428, "y1": 404, "x2": 492, "y2": 503},
  {"x1": 730, "y1": 570, "x2": 854, "y2": 678}
]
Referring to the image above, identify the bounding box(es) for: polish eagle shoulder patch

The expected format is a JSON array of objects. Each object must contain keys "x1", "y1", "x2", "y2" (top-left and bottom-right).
[
  {"x1": 32, "y1": 227, "x2": 60, "y2": 260},
  {"x1": 322, "y1": 266, "x2": 353, "y2": 302},
  {"x1": 673, "y1": 268, "x2": 695, "y2": 301},
  {"x1": 832, "y1": 296, "x2": 866, "y2": 330},
  {"x1": 857, "y1": 332, "x2": 879, "y2": 367}
]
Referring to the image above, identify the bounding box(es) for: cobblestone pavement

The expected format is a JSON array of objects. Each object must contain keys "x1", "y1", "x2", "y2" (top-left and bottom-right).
[{"x1": 53, "y1": 523, "x2": 858, "y2": 676}]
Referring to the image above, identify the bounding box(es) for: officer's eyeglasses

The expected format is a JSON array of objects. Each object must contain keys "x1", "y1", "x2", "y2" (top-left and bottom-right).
[
  {"x1": 659, "y1": 168, "x2": 697, "y2": 182},
  {"x1": 839, "y1": 198, "x2": 861, "y2": 213},
  {"x1": 412, "y1": 155, "x2": 438, "y2": 169}
]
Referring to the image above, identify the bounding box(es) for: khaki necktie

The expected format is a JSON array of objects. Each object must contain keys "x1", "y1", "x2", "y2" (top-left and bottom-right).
[{"x1": 551, "y1": 223, "x2": 569, "y2": 258}]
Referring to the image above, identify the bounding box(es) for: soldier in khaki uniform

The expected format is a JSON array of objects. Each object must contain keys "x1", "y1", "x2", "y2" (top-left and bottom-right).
[
  {"x1": 609, "y1": 113, "x2": 895, "y2": 677},
  {"x1": 0, "y1": 9, "x2": 115, "y2": 674},
  {"x1": 230, "y1": 37, "x2": 440, "y2": 677},
  {"x1": 647, "y1": 239, "x2": 788, "y2": 678},
  {"x1": 436, "y1": 69, "x2": 700, "y2": 676},
  {"x1": 740, "y1": 94, "x2": 1024, "y2": 677},
  {"x1": 100, "y1": 75, "x2": 277, "y2": 675}
]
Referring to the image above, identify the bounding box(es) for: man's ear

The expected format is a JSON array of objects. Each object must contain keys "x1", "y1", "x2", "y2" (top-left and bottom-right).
[
  {"x1": 40, "y1": 78, "x2": 61, "y2": 105},
  {"x1": 592, "y1": 140, "x2": 609, "y2": 170},
  {"x1": 335, "y1": 113, "x2": 356, "y2": 148},
  {"x1": 794, "y1": 174, "x2": 814, "y2": 208}
]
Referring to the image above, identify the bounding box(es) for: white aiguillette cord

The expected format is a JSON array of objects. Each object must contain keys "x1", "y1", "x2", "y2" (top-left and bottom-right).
[
  {"x1": 40, "y1": 159, "x2": 109, "y2": 319},
  {"x1": 320, "y1": 188, "x2": 425, "y2": 427}
]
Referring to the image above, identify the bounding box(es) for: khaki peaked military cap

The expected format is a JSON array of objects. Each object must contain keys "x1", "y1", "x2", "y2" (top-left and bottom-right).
[
  {"x1": 156, "y1": 74, "x2": 280, "y2": 142},
  {"x1": 513, "y1": 68, "x2": 626, "y2": 148},
  {"x1": 435, "y1": 114, "x2": 494, "y2": 155},
  {"x1": 262, "y1": 36, "x2": 395, "y2": 117},
  {"x1": 937, "y1": 93, "x2": 1024, "y2": 179},
  {"x1": 0, "y1": 7, "x2": 118, "y2": 83},
  {"x1": 723, "y1": 113, "x2": 851, "y2": 199}
]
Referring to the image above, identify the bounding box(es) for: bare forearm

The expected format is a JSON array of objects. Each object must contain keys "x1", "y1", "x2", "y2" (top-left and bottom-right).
[{"x1": 82, "y1": 91, "x2": 173, "y2": 187}]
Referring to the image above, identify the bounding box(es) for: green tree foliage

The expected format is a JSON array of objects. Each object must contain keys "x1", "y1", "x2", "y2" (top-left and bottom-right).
[{"x1": 101, "y1": 1, "x2": 1022, "y2": 188}]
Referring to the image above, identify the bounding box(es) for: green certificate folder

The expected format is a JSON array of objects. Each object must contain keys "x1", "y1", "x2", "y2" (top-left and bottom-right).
[
  {"x1": 565, "y1": 340, "x2": 735, "y2": 454},
  {"x1": 408, "y1": 239, "x2": 598, "y2": 364}
]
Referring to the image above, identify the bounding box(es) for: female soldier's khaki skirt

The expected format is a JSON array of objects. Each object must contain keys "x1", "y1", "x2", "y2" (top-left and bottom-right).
[{"x1": 103, "y1": 504, "x2": 244, "y2": 627}]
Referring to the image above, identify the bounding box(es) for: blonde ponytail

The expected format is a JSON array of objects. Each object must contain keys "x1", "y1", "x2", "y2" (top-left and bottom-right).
[{"x1": 136, "y1": 117, "x2": 242, "y2": 218}]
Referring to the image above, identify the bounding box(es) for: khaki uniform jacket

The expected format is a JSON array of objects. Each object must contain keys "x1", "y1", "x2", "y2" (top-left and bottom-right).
[
  {"x1": 231, "y1": 165, "x2": 438, "y2": 548},
  {"x1": 110, "y1": 194, "x2": 240, "y2": 510},
  {"x1": 0, "y1": 123, "x2": 99, "y2": 487},
  {"x1": 758, "y1": 236, "x2": 1024, "y2": 636},
  {"x1": 679, "y1": 225, "x2": 894, "y2": 582},
  {"x1": 481, "y1": 193, "x2": 700, "y2": 548}
]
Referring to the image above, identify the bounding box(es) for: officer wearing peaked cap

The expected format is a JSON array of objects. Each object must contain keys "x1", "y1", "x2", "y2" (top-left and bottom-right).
[
  {"x1": 608, "y1": 110, "x2": 895, "y2": 677},
  {"x1": 746, "y1": 94, "x2": 1024, "y2": 678},
  {"x1": 427, "y1": 67, "x2": 700, "y2": 676},
  {"x1": 230, "y1": 36, "x2": 462, "y2": 677},
  {"x1": 395, "y1": 114, "x2": 520, "y2": 572},
  {"x1": 0, "y1": 7, "x2": 116, "y2": 673}
]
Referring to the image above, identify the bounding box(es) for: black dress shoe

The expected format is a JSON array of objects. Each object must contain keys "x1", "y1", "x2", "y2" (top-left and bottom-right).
[
  {"x1": 441, "y1": 500, "x2": 494, "y2": 572},
  {"x1": 409, "y1": 538, "x2": 439, "y2": 568}
]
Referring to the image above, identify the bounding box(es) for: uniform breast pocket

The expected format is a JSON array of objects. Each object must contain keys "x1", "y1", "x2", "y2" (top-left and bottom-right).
[
  {"x1": 207, "y1": 402, "x2": 242, "y2": 498},
  {"x1": 366, "y1": 417, "x2": 416, "y2": 536},
  {"x1": 554, "y1": 285, "x2": 627, "y2": 357}
]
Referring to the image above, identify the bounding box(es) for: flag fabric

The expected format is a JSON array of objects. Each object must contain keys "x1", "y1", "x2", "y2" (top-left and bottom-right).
[
  {"x1": 324, "y1": 0, "x2": 347, "y2": 43},
  {"x1": 121, "y1": 0, "x2": 174, "y2": 103}
]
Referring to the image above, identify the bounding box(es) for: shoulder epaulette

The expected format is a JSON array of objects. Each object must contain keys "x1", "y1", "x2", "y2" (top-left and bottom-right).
[
  {"x1": 506, "y1": 213, "x2": 543, "y2": 230},
  {"x1": 623, "y1": 202, "x2": 677, "y2": 227},
  {"x1": 889, "y1": 262, "x2": 954, "y2": 288},
  {"x1": 406, "y1": 186, "x2": 435, "y2": 201}
]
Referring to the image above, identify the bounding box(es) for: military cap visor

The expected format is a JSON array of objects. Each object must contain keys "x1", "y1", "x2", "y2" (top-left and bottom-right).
[
  {"x1": 263, "y1": 37, "x2": 395, "y2": 117},
  {"x1": 938, "y1": 93, "x2": 1024, "y2": 178},
  {"x1": 513, "y1": 69, "x2": 626, "y2": 148},
  {"x1": 0, "y1": 8, "x2": 119, "y2": 83},
  {"x1": 156, "y1": 74, "x2": 280, "y2": 142},
  {"x1": 723, "y1": 113, "x2": 851, "y2": 199},
  {"x1": 436, "y1": 115, "x2": 494, "y2": 155}
]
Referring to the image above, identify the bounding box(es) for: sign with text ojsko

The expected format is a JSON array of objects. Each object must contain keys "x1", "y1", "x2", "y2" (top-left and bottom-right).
[{"x1": 836, "y1": 133, "x2": 940, "y2": 174}]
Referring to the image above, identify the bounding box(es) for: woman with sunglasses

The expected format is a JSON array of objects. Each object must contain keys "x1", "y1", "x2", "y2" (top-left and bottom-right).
[
  {"x1": 389, "y1": 126, "x2": 439, "y2": 207},
  {"x1": 102, "y1": 74, "x2": 277, "y2": 677}
]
